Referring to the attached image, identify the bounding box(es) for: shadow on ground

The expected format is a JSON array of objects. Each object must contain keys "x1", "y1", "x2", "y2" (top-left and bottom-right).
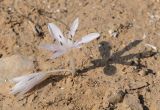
[
  {"x1": 77, "y1": 40, "x2": 157, "y2": 75},
  {"x1": 26, "y1": 40, "x2": 157, "y2": 94}
]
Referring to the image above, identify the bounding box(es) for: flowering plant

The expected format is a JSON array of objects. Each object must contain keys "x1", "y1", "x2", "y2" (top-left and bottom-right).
[{"x1": 10, "y1": 18, "x2": 100, "y2": 95}]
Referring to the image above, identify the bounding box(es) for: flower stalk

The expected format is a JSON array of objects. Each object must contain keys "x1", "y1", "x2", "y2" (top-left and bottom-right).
[{"x1": 69, "y1": 50, "x2": 76, "y2": 76}]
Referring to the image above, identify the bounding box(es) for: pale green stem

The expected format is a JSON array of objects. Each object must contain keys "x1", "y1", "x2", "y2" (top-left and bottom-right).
[
  {"x1": 69, "y1": 49, "x2": 76, "y2": 76},
  {"x1": 46, "y1": 69, "x2": 72, "y2": 76}
]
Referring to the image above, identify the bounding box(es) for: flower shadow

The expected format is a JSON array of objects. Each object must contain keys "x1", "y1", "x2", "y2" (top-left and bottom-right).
[{"x1": 77, "y1": 40, "x2": 157, "y2": 75}]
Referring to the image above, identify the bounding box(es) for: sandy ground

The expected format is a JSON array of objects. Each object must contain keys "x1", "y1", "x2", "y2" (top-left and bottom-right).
[{"x1": 0, "y1": 0, "x2": 160, "y2": 110}]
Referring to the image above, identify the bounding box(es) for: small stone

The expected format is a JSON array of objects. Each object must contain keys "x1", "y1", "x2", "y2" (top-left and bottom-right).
[
  {"x1": 138, "y1": 70, "x2": 146, "y2": 76},
  {"x1": 108, "y1": 90, "x2": 125, "y2": 104},
  {"x1": 108, "y1": 29, "x2": 119, "y2": 38},
  {"x1": 103, "y1": 90, "x2": 125, "y2": 108},
  {"x1": 144, "y1": 68, "x2": 156, "y2": 75},
  {"x1": 157, "y1": 71, "x2": 160, "y2": 77},
  {"x1": 0, "y1": 54, "x2": 34, "y2": 82},
  {"x1": 68, "y1": 104, "x2": 74, "y2": 110}
]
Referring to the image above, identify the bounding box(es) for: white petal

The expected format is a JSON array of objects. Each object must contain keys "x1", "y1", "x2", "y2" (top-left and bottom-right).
[
  {"x1": 11, "y1": 74, "x2": 31, "y2": 83},
  {"x1": 51, "y1": 50, "x2": 66, "y2": 59},
  {"x1": 69, "y1": 18, "x2": 79, "y2": 37},
  {"x1": 10, "y1": 79, "x2": 27, "y2": 94},
  {"x1": 48, "y1": 23, "x2": 67, "y2": 44},
  {"x1": 10, "y1": 72, "x2": 48, "y2": 95},
  {"x1": 75, "y1": 33, "x2": 100, "y2": 47},
  {"x1": 40, "y1": 44, "x2": 62, "y2": 52},
  {"x1": 145, "y1": 43, "x2": 157, "y2": 51}
]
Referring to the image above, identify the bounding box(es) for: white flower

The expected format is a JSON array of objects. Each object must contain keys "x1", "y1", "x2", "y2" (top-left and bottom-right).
[
  {"x1": 10, "y1": 72, "x2": 49, "y2": 95},
  {"x1": 41, "y1": 18, "x2": 100, "y2": 59}
]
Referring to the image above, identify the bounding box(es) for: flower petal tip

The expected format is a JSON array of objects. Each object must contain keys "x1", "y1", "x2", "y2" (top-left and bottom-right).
[{"x1": 10, "y1": 72, "x2": 49, "y2": 95}]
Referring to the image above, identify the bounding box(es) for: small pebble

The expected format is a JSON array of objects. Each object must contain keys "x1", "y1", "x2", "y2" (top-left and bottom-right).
[
  {"x1": 108, "y1": 90, "x2": 125, "y2": 104},
  {"x1": 108, "y1": 29, "x2": 119, "y2": 38}
]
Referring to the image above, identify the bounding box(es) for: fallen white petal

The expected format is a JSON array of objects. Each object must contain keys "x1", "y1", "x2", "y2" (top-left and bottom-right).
[
  {"x1": 145, "y1": 43, "x2": 157, "y2": 51},
  {"x1": 69, "y1": 18, "x2": 79, "y2": 37},
  {"x1": 10, "y1": 72, "x2": 49, "y2": 95},
  {"x1": 48, "y1": 23, "x2": 67, "y2": 44}
]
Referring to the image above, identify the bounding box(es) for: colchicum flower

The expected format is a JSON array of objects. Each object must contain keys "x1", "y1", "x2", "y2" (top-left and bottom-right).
[
  {"x1": 10, "y1": 69, "x2": 71, "y2": 95},
  {"x1": 42, "y1": 18, "x2": 100, "y2": 59},
  {"x1": 10, "y1": 72, "x2": 49, "y2": 95}
]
